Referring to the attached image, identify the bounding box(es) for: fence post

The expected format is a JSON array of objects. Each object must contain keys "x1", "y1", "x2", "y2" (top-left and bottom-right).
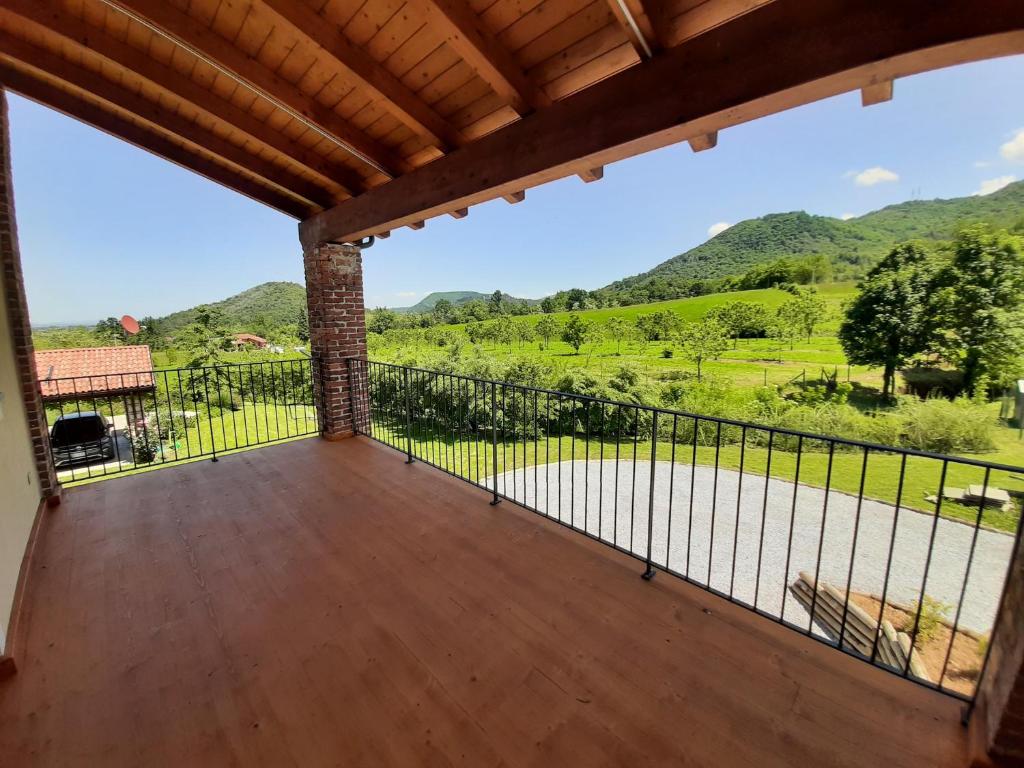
[
  {"x1": 403, "y1": 366, "x2": 414, "y2": 464},
  {"x1": 490, "y1": 380, "x2": 500, "y2": 506},
  {"x1": 203, "y1": 367, "x2": 218, "y2": 463},
  {"x1": 643, "y1": 410, "x2": 658, "y2": 581}
]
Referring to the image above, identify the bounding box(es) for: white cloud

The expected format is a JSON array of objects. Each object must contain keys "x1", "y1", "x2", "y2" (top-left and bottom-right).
[
  {"x1": 707, "y1": 221, "x2": 732, "y2": 237},
  {"x1": 852, "y1": 166, "x2": 899, "y2": 186},
  {"x1": 840, "y1": 213, "x2": 856, "y2": 221},
  {"x1": 395, "y1": 290, "x2": 418, "y2": 298},
  {"x1": 1000, "y1": 128, "x2": 1024, "y2": 163},
  {"x1": 974, "y1": 175, "x2": 1017, "y2": 196}
]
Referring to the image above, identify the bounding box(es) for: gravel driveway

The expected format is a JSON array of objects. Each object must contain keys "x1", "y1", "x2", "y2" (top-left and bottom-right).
[{"x1": 488, "y1": 460, "x2": 1014, "y2": 633}]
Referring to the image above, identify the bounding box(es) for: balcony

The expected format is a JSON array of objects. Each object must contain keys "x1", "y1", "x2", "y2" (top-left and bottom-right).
[{"x1": 0, "y1": 435, "x2": 979, "y2": 765}]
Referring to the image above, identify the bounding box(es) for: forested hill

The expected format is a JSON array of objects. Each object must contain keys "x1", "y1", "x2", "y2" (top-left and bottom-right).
[
  {"x1": 395, "y1": 290, "x2": 537, "y2": 313},
  {"x1": 158, "y1": 281, "x2": 306, "y2": 333},
  {"x1": 607, "y1": 180, "x2": 1024, "y2": 290}
]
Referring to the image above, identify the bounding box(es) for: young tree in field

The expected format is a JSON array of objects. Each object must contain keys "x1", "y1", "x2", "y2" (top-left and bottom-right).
[
  {"x1": 296, "y1": 308, "x2": 309, "y2": 342},
  {"x1": 635, "y1": 310, "x2": 682, "y2": 342},
  {"x1": 561, "y1": 314, "x2": 594, "y2": 354},
  {"x1": 513, "y1": 319, "x2": 536, "y2": 349},
  {"x1": 676, "y1": 318, "x2": 729, "y2": 381},
  {"x1": 540, "y1": 296, "x2": 558, "y2": 314},
  {"x1": 707, "y1": 301, "x2": 770, "y2": 347},
  {"x1": 465, "y1": 321, "x2": 486, "y2": 345},
  {"x1": 488, "y1": 290, "x2": 505, "y2": 315},
  {"x1": 937, "y1": 225, "x2": 1024, "y2": 393},
  {"x1": 432, "y1": 298, "x2": 454, "y2": 323},
  {"x1": 366, "y1": 307, "x2": 399, "y2": 334},
  {"x1": 604, "y1": 316, "x2": 629, "y2": 355},
  {"x1": 564, "y1": 288, "x2": 588, "y2": 311},
  {"x1": 535, "y1": 316, "x2": 560, "y2": 349},
  {"x1": 493, "y1": 315, "x2": 516, "y2": 350},
  {"x1": 838, "y1": 242, "x2": 943, "y2": 400},
  {"x1": 777, "y1": 289, "x2": 827, "y2": 342},
  {"x1": 178, "y1": 305, "x2": 230, "y2": 367}
]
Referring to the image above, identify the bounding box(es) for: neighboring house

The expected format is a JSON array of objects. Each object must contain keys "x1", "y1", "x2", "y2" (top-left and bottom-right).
[
  {"x1": 232, "y1": 333, "x2": 267, "y2": 348},
  {"x1": 34, "y1": 345, "x2": 155, "y2": 430}
]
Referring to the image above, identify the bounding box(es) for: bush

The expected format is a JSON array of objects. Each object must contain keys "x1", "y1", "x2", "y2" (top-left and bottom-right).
[
  {"x1": 892, "y1": 397, "x2": 995, "y2": 453},
  {"x1": 661, "y1": 348, "x2": 673, "y2": 359},
  {"x1": 906, "y1": 595, "x2": 951, "y2": 646},
  {"x1": 131, "y1": 431, "x2": 161, "y2": 464}
]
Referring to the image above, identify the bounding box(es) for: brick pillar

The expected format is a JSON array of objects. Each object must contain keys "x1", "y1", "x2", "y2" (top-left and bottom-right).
[
  {"x1": 975, "y1": 532, "x2": 1024, "y2": 766},
  {"x1": 0, "y1": 87, "x2": 57, "y2": 498},
  {"x1": 303, "y1": 242, "x2": 366, "y2": 440}
]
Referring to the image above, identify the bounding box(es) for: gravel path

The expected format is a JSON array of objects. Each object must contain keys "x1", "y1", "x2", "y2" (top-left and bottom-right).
[{"x1": 487, "y1": 460, "x2": 1014, "y2": 633}]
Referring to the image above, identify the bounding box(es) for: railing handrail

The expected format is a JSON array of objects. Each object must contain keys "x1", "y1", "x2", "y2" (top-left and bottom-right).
[
  {"x1": 350, "y1": 357, "x2": 1024, "y2": 475},
  {"x1": 37, "y1": 357, "x2": 315, "y2": 384}
]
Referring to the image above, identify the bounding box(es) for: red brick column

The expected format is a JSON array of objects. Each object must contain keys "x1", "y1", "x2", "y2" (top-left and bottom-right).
[
  {"x1": 0, "y1": 87, "x2": 57, "y2": 498},
  {"x1": 975, "y1": 532, "x2": 1024, "y2": 766},
  {"x1": 303, "y1": 242, "x2": 366, "y2": 440}
]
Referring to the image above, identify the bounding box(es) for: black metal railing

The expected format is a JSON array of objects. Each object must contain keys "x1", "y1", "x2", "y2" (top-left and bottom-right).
[
  {"x1": 42, "y1": 358, "x2": 320, "y2": 484},
  {"x1": 348, "y1": 357, "x2": 1024, "y2": 703}
]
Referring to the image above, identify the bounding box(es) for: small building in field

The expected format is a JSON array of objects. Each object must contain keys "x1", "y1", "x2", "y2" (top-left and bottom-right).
[{"x1": 232, "y1": 333, "x2": 268, "y2": 348}]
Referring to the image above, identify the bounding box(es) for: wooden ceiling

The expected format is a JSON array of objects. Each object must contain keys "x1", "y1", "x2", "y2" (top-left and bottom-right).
[{"x1": 0, "y1": 0, "x2": 1022, "y2": 247}]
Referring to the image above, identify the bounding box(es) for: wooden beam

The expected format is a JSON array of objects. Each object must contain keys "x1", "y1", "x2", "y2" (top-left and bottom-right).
[
  {"x1": 404, "y1": 0, "x2": 550, "y2": 114},
  {"x1": 408, "y1": 221, "x2": 426, "y2": 230},
  {"x1": 688, "y1": 132, "x2": 718, "y2": 152},
  {"x1": 578, "y1": 167, "x2": 604, "y2": 182},
  {"x1": 257, "y1": 0, "x2": 464, "y2": 150},
  {"x1": 606, "y1": 0, "x2": 660, "y2": 58},
  {"x1": 0, "y1": 65, "x2": 312, "y2": 218},
  {"x1": 105, "y1": 0, "x2": 409, "y2": 178},
  {"x1": 631, "y1": 0, "x2": 673, "y2": 50},
  {"x1": 0, "y1": 33, "x2": 333, "y2": 210},
  {"x1": 861, "y1": 79, "x2": 894, "y2": 106},
  {"x1": 502, "y1": 191, "x2": 526, "y2": 204},
  {"x1": 448, "y1": 208, "x2": 469, "y2": 219},
  {"x1": 301, "y1": 0, "x2": 1024, "y2": 248},
  {"x1": 375, "y1": 231, "x2": 391, "y2": 239},
  {"x1": 0, "y1": 0, "x2": 362, "y2": 198}
]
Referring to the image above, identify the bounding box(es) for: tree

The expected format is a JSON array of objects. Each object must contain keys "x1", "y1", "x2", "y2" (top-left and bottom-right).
[
  {"x1": 492, "y1": 315, "x2": 515, "y2": 350},
  {"x1": 676, "y1": 318, "x2": 728, "y2": 381},
  {"x1": 777, "y1": 289, "x2": 827, "y2": 342},
  {"x1": 432, "y1": 298, "x2": 454, "y2": 323},
  {"x1": 296, "y1": 308, "x2": 310, "y2": 342},
  {"x1": 707, "y1": 301, "x2": 771, "y2": 347},
  {"x1": 540, "y1": 296, "x2": 557, "y2": 314},
  {"x1": 513, "y1": 319, "x2": 536, "y2": 348},
  {"x1": 561, "y1": 314, "x2": 593, "y2": 354},
  {"x1": 177, "y1": 305, "x2": 229, "y2": 367},
  {"x1": 94, "y1": 317, "x2": 127, "y2": 345},
  {"x1": 535, "y1": 316, "x2": 560, "y2": 349},
  {"x1": 635, "y1": 310, "x2": 681, "y2": 342},
  {"x1": 564, "y1": 288, "x2": 588, "y2": 310},
  {"x1": 937, "y1": 225, "x2": 1024, "y2": 393},
  {"x1": 838, "y1": 242, "x2": 943, "y2": 400},
  {"x1": 604, "y1": 317, "x2": 629, "y2": 355},
  {"x1": 366, "y1": 307, "x2": 399, "y2": 334},
  {"x1": 488, "y1": 290, "x2": 505, "y2": 315}
]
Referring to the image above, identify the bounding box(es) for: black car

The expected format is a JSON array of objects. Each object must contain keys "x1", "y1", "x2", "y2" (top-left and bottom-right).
[{"x1": 50, "y1": 412, "x2": 115, "y2": 467}]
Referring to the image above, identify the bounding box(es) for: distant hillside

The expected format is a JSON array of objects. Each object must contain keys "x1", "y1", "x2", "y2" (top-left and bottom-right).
[
  {"x1": 158, "y1": 281, "x2": 306, "y2": 333},
  {"x1": 395, "y1": 290, "x2": 536, "y2": 314},
  {"x1": 607, "y1": 180, "x2": 1024, "y2": 290}
]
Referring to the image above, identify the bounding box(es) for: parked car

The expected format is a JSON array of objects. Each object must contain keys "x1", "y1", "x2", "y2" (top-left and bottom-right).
[{"x1": 49, "y1": 412, "x2": 115, "y2": 467}]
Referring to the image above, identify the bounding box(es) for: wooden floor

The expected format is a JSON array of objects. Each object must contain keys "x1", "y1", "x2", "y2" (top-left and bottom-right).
[{"x1": 0, "y1": 437, "x2": 970, "y2": 767}]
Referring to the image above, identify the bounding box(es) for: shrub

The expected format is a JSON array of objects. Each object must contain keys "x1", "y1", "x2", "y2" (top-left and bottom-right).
[
  {"x1": 131, "y1": 431, "x2": 161, "y2": 464},
  {"x1": 892, "y1": 397, "x2": 995, "y2": 453},
  {"x1": 906, "y1": 595, "x2": 951, "y2": 646},
  {"x1": 661, "y1": 348, "x2": 673, "y2": 359}
]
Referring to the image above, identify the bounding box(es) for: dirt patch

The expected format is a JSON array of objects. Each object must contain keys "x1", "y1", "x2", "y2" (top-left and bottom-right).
[{"x1": 850, "y1": 594, "x2": 986, "y2": 697}]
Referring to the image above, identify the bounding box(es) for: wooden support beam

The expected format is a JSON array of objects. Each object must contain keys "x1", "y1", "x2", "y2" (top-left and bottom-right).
[
  {"x1": 631, "y1": 0, "x2": 673, "y2": 50},
  {"x1": 606, "y1": 0, "x2": 660, "y2": 58},
  {"x1": 861, "y1": 79, "x2": 894, "y2": 106},
  {"x1": 105, "y1": 0, "x2": 409, "y2": 179},
  {"x1": 301, "y1": 0, "x2": 1024, "y2": 248},
  {"x1": 0, "y1": 65, "x2": 311, "y2": 218},
  {"x1": 375, "y1": 231, "x2": 391, "y2": 239},
  {"x1": 257, "y1": 0, "x2": 464, "y2": 150},
  {"x1": 0, "y1": 0, "x2": 361, "y2": 198},
  {"x1": 404, "y1": 0, "x2": 550, "y2": 114},
  {"x1": 0, "y1": 33, "x2": 333, "y2": 210},
  {"x1": 578, "y1": 167, "x2": 604, "y2": 182},
  {"x1": 502, "y1": 191, "x2": 526, "y2": 204},
  {"x1": 448, "y1": 208, "x2": 469, "y2": 219},
  {"x1": 688, "y1": 132, "x2": 718, "y2": 152},
  {"x1": 408, "y1": 221, "x2": 426, "y2": 230}
]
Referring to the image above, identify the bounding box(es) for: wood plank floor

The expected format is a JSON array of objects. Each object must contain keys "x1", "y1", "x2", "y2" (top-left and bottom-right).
[{"x1": 0, "y1": 437, "x2": 970, "y2": 767}]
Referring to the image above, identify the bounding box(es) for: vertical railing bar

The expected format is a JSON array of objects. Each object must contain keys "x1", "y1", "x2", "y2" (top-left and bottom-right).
[
  {"x1": 490, "y1": 380, "x2": 500, "y2": 505},
  {"x1": 780, "y1": 435, "x2": 804, "y2": 624},
  {"x1": 614, "y1": 405, "x2": 622, "y2": 547},
  {"x1": 707, "y1": 421, "x2": 722, "y2": 588},
  {"x1": 630, "y1": 407, "x2": 639, "y2": 553},
  {"x1": 753, "y1": 430, "x2": 774, "y2": 609},
  {"x1": 642, "y1": 411, "x2": 658, "y2": 581},
  {"x1": 838, "y1": 446, "x2": 870, "y2": 651},
  {"x1": 665, "y1": 414, "x2": 678, "y2": 570},
  {"x1": 871, "y1": 452, "x2": 908, "y2": 664},
  {"x1": 584, "y1": 400, "x2": 591, "y2": 533},
  {"x1": 807, "y1": 442, "x2": 837, "y2": 636},
  {"x1": 686, "y1": 416, "x2": 698, "y2": 579},
  {"x1": 730, "y1": 425, "x2": 747, "y2": 598},
  {"x1": 403, "y1": 367, "x2": 414, "y2": 463},
  {"x1": 570, "y1": 398, "x2": 577, "y2": 529}
]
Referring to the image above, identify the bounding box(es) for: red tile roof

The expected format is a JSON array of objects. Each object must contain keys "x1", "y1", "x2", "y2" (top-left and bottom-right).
[{"x1": 35, "y1": 346, "x2": 155, "y2": 400}]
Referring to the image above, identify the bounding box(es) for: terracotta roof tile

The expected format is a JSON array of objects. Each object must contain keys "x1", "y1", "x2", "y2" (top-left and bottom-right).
[{"x1": 35, "y1": 346, "x2": 155, "y2": 400}]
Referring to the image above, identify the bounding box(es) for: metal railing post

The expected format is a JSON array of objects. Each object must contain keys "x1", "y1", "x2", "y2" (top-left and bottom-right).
[
  {"x1": 345, "y1": 357, "x2": 354, "y2": 436},
  {"x1": 490, "y1": 380, "x2": 500, "y2": 506},
  {"x1": 403, "y1": 366, "x2": 414, "y2": 464},
  {"x1": 203, "y1": 367, "x2": 218, "y2": 463},
  {"x1": 643, "y1": 410, "x2": 658, "y2": 580}
]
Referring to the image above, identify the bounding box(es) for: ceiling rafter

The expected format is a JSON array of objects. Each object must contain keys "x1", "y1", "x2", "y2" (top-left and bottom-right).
[
  {"x1": 0, "y1": 0, "x2": 361, "y2": 199},
  {"x1": 403, "y1": 0, "x2": 550, "y2": 115},
  {"x1": 606, "y1": 0, "x2": 660, "y2": 59},
  {"x1": 0, "y1": 31, "x2": 332, "y2": 211},
  {"x1": 0, "y1": 64, "x2": 312, "y2": 218},
  {"x1": 257, "y1": 0, "x2": 465, "y2": 151},
  {"x1": 102, "y1": 0, "x2": 410, "y2": 179}
]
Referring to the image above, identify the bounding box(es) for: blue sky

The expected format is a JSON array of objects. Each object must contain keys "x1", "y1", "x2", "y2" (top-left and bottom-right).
[{"x1": 9, "y1": 54, "x2": 1024, "y2": 325}]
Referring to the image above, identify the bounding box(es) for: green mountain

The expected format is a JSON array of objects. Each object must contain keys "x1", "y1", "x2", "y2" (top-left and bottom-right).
[
  {"x1": 607, "y1": 181, "x2": 1024, "y2": 289},
  {"x1": 158, "y1": 281, "x2": 306, "y2": 333},
  {"x1": 395, "y1": 290, "x2": 536, "y2": 314}
]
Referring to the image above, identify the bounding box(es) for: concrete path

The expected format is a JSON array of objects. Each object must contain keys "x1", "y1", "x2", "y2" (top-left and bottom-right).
[{"x1": 488, "y1": 460, "x2": 1014, "y2": 633}]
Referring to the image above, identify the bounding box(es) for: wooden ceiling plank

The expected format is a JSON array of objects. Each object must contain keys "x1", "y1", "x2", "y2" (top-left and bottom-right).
[
  {"x1": 0, "y1": 31, "x2": 333, "y2": 210},
  {"x1": 103, "y1": 0, "x2": 410, "y2": 178},
  {"x1": 404, "y1": 0, "x2": 550, "y2": 114},
  {"x1": 300, "y1": 0, "x2": 1024, "y2": 247},
  {"x1": 861, "y1": 79, "x2": 893, "y2": 106},
  {"x1": 0, "y1": 0, "x2": 361, "y2": 198},
  {"x1": 257, "y1": 0, "x2": 464, "y2": 149},
  {"x1": 0, "y1": 64, "x2": 312, "y2": 218}
]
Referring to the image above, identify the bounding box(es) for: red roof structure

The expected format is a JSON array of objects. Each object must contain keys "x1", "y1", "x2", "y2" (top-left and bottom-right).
[
  {"x1": 35, "y1": 345, "x2": 155, "y2": 400},
  {"x1": 232, "y1": 333, "x2": 268, "y2": 348}
]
